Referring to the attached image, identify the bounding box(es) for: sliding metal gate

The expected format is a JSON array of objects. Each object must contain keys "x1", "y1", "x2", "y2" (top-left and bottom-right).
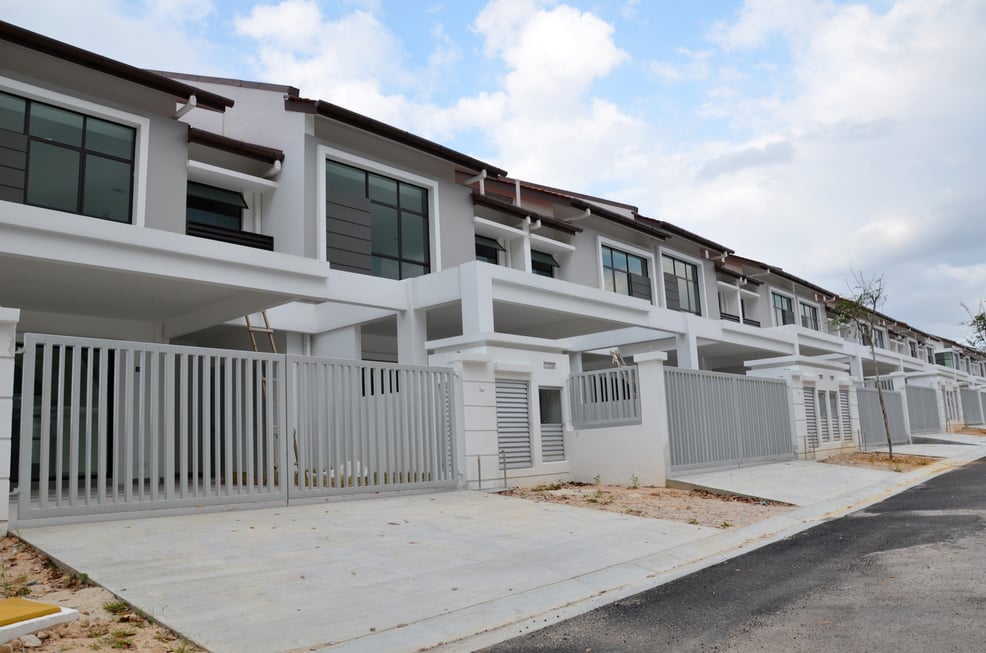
[{"x1": 14, "y1": 334, "x2": 458, "y2": 523}]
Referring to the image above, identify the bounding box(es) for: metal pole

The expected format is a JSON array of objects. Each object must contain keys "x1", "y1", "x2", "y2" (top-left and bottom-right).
[{"x1": 500, "y1": 449, "x2": 507, "y2": 490}]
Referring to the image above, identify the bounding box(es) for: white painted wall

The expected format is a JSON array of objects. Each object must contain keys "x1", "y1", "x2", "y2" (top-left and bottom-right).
[{"x1": 0, "y1": 306, "x2": 20, "y2": 534}]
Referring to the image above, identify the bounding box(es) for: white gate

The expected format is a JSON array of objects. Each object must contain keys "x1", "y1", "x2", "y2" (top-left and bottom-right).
[{"x1": 495, "y1": 380, "x2": 532, "y2": 469}]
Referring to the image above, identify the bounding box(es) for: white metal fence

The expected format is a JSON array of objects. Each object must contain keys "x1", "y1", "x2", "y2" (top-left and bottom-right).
[
  {"x1": 905, "y1": 385, "x2": 941, "y2": 434},
  {"x1": 570, "y1": 366, "x2": 641, "y2": 428},
  {"x1": 960, "y1": 388, "x2": 984, "y2": 426},
  {"x1": 856, "y1": 387, "x2": 909, "y2": 449},
  {"x1": 285, "y1": 356, "x2": 457, "y2": 497},
  {"x1": 665, "y1": 369, "x2": 793, "y2": 472},
  {"x1": 14, "y1": 334, "x2": 457, "y2": 523}
]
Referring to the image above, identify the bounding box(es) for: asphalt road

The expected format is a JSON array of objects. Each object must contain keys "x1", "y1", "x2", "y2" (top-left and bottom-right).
[{"x1": 482, "y1": 459, "x2": 986, "y2": 652}]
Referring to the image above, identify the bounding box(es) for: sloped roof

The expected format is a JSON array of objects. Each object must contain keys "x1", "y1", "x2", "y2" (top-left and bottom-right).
[{"x1": 0, "y1": 21, "x2": 234, "y2": 112}]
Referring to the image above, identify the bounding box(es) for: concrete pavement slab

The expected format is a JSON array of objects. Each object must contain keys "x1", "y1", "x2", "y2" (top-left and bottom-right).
[
  {"x1": 667, "y1": 460, "x2": 895, "y2": 506},
  {"x1": 913, "y1": 433, "x2": 985, "y2": 446},
  {"x1": 870, "y1": 443, "x2": 973, "y2": 457},
  {"x1": 18, "y1": 492, "x2": 715, "y2": 653}
]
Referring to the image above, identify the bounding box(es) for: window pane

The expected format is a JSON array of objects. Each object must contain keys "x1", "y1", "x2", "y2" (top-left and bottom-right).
[
  {"x1": 326, "y1": 160, "x2": 365, "y2": 199},
  {"x1": 0, "y1": 92, "x2": 26, "y2": 133},
  {"x1": 401, "y1": 211, "x2": 428, "y2": 263},
  {"x1": 399, "y1": 183, "x2": 427, "y2": 215},
  {"x1": 370, "y1": 203, "x2": 399, "y2": 257},
  {"x1": 401, "y1": 262, "x2": 426, "y2": 279},
  {"x1": 86, "y1": 118, "x2": 134, "y2": 159},
  {"x1": 26, "y1": 141, "x2": 79, "y2": 212},
  {"x1": 662, "y1": 257, "x2": 674, "y2": 275},
  {"x1": 602, "y1": 246, "x2": 613, "y2": 268},
  {"x1": 613, "y1": 251, "x2": 628, "y2": 271},
  {"x1": 30, "y1": 103, "x2": 83, "y2": 146},
  {"x1": 83, "y1": 154, "x2": 131, "y2": 222},
  {"x1": 614, "y1": 271, "x2": 629, "y2": 295},
  {"x1": 368, "y1": 173, "x2": 398, "y2": 205},
  {"x1": 604, "y1": 271, "x2": 614, "y2": 292},
  {"x1": 372, "y1": 256, "x2": 400, "y2": 280},
  {"x1": 187, "y1": 206, "x2": 240, "y2": 230}
]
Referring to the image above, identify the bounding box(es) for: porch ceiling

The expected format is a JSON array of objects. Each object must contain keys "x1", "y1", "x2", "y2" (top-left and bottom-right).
[
  {"x1": 492, "y1": 299, "x2": 633, "y2": 339},
  {"x1": 0, "y1": 255, "x2": 293, "y2": 336}
]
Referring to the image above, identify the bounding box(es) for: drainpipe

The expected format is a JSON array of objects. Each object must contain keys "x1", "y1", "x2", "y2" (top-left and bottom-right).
[
  {"x1": 261, "y1": 160, "x2": 282, "y2": 179},
  {"x1": 464, "y1": 169, "x2": 487, "y2": 195},
  {"x1": 174, "y1": 95, "x2": 198, "y2": 119},
  {"x1": 515, "y1": 179, "x2": 521, "y2": 206}
]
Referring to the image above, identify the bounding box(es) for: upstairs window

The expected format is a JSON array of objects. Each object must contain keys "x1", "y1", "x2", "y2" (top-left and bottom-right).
[
  {"x1": 909, "y1": 341, "x2": 918, "y2": 359},
  {"x1": 186, "y1": 182, "x2": 247, "y2": 230},
  {"x1": 799, "y1": 302, "x2": 820, "y2": 330},
  {"x1": 475, "y1": 235, "x2": 504, "y2": 264},
  {"x1": 325, "y1": 159, "x2": 429, "y2": 280},
  {"x1": 662, "y1": 255, "x2": 701, "y2": 315},
  {"x1": 772, "y1": 292, "x2": 794, "y2": 326},
  {"x1": 531, "y1": 250, "x2": 559, "y2": 278},
  {"x1": 602, "y1": 245, "x2": 651, "y2": 301},
  {"x1": 0, "y1": 90, "x2": 135, "y2": 223}
]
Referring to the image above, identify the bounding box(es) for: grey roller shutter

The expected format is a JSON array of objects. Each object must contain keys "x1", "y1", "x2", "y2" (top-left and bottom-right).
[
  {"x1": 803, "y1": 387, "x2": 819, "y2": 449},
  {"x1": 496, "y1": 380, "x2": 532, "y2": 469}
]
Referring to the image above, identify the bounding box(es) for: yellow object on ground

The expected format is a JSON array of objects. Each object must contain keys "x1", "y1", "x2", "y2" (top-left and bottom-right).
[{"x1": 0, "y1": 598, "x2": 61, "y2": 627}]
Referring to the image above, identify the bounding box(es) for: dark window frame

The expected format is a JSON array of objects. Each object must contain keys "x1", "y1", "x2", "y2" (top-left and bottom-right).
[
  {"x1": 662, "y1": 254, "x2": 701, "y2": 315},
  {"x1": 602, "y1": 244, "x2": 651, "y2": 301},
  {"x1": 325, "y1": 159, "x2": 430, "y2": 280},
  {"x1": 475, "y1": 235, "x2": 504, "y2": 265},
  {"x1": 772, "y1": 292, "x2": 795, "y2": 326},
  {"x1": 531, "y1": 250, "x2": 559, "y2": 278},
  {"x1": 186, "y1": 181, "x2": 248, "y2": 231},
  {"x1": 0, "y1": 89, "x2": 136, "y2": 223},
  {"x1": 799, "y1": 301, "x2": 820, "y2": 330}
]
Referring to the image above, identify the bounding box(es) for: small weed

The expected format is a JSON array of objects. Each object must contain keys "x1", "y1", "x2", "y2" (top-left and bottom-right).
[
  {"x1": 720, "y1": 521, "x2": 732, "y2": 529},
  {"x1": 592, "y1": 474, "x2": 601, "y2": 485},
  {"x1": 893, "y1": 463, "x2": 904, "y2": 473},
  {"x1": 532, "y1": 480, "x2": 564, "y2": 492},
  {"x1": 103, "y1": 599, "x2": 129, "y2": 615},
  {"x1": 628, "y1": 475, "x2": 640, "y2": 489},
  {"x1": 106, "y1": 627, "x2": 136, "y2": 649},
  {"x1": 688, "y1": 518, "x2": 700, "y2": 525},
  {"x1": 88, "y1": 642, "x2": 102, "y2": 651},
  {"x1": 624, "y1": 507, "x2": 643, "y2": 515},
  {"x1": 170, "y1": 639, "x2": 195, "y2": 653}
]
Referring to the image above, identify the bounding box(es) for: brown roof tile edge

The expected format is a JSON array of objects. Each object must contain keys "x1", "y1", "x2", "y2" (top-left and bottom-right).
[
  {"x1": 285, "y1": 97, "x2": 508, "y2": 177},
  {"x1": 0, "y1": 21, "x2": 234, "y2": 112},
  {"x1": 569, "y1": 198, "x2": 669, "y2": 240},
  {"x1": 637, "y1": 215, "x2": 734, "y2": 255},
  {"x1": 188, "y1": 127, "x2": 285, "y2": 164},
  {"x1": 471, "y1": 192, "x2": 582, "y2": 234},
  {"x1": 153, "y1": 71, "x2": 300, "y2": 97}
]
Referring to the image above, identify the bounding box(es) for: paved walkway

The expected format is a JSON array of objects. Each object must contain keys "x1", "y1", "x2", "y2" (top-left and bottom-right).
[{"x1": 18, "y1": 439, "x2": 986, "y2": 653}]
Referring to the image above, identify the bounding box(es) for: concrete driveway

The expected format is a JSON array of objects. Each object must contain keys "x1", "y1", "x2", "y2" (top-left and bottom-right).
[
  {"x1": 20, "y1": 492, "x2": 717, "y2": 653},
  {"x1": 18, "y1": 440, "x2": 986, "y2": 652}
]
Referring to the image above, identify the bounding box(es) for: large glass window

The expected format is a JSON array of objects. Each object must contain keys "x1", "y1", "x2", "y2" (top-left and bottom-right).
[
  {"x1": 602, "y1": 245, "x2": 651, "y2": 301},
  {"x1": 325, "y1": 160, "x2": 429, "y2": 280},
  {"x1": 0, "y1": 90, "x2": 135, "y2": 222},
  {"x1": 799, "y1": 302, "x2": 819, "y2": 330},
  {"x1": 662, "y1": 255, "x2": 701, "y2": 315},
  {"x1": 772, "y1": 292, "x2": 794, "y2": 325}
]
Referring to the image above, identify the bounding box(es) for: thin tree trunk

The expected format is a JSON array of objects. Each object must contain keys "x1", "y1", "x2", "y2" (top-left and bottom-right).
[{"x1": 869, "y1": 339, "x2": 894, "y2": 460}]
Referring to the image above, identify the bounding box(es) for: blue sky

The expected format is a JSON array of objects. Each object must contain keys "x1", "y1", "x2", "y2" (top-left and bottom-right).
[{"x1": 4, "y1": 0, "x2": 985, "y2": 343}]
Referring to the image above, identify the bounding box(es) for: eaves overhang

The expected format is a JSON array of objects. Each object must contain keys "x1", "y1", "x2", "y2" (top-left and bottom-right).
[
  {"x1": 188, "y1": 127, "x2": 285, "y2": 164},
  {"x1": 472, "y1": 192, "x2": 582, "y2": 235},
  {"x1": 569, "y1": 198, "x2": 670, "y2": 240},
  {"x1": 285, "y1": 96, "x2": 508, "y2": 177},
  {"x1": 0, "y1": 21, "x2": 234, "y2": 112}
]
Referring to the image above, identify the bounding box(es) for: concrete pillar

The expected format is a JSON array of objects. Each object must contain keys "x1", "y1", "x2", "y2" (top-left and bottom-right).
[
  {"x1": 850, "y1": 354, "x2": 864, "y2": 381},
  {"x1": 311, "y1": 326, "x2": 361, "y2": 359},
  {"x1": 396, "y1": 309, "x2": 427, "y2": 365},
  {"x1": 568, "y1": 351, "x2": 583, "y2": 375},
  {"x1": 460, "y1": 264, "x2": 494, "y2": 336},
  {"x1": 0, "y1": 307, "x2": 21, "y2": 535},
  {"x1": 675, "y1": 332, "x2": 699, "y2": 370}
]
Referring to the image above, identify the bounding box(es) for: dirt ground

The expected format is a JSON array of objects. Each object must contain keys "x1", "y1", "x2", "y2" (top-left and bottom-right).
[
  {"x1": 0, "y1": 536, "x2": 202, "y2": 652},
  {"x1": 821, "y1": 451, "x2": 936, "y2": 473},
  {"x1": 503, "y1": 483, "x2": 794, "y2": 529}
]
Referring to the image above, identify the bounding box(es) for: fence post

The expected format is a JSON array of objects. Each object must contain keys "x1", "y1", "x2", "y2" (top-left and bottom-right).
[
  {"x1": 0, "y1": 307, "x2": 20, "y2": 535},
  {"x1": 634, "y1": 351, "x2": 670, "y2": 485}
]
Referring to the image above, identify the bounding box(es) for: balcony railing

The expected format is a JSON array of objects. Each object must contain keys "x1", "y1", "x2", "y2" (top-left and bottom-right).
[{"x1": 186, "y1": 222, "x2": 274, "y2": 251}]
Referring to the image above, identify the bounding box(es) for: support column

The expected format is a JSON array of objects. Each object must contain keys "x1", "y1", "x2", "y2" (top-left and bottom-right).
[
  {"x1": 0, "y1": 307, "x2": 21, "y2": 535},
  {"x1": 311, "y1": 326, "x2": 361, "y2": 359},
  {"x1": 460, "y1": 264, "x2": 494, "y2": 336},
  {"x1": 397, "y1": 310, "x2": 428, "y2": 365},
  {"x1": 675, "y1": 332, "x2": 699, "y2": 370}
]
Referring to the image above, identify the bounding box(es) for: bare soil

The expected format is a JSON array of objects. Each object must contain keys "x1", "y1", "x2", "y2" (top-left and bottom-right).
[
  {"x1": 820, "y1": 451, "x2": 936, "y2": 473},
  {"x1": 958, "y1": 427, "x2": 986, "y2": 436},
  {"x1": 502, "y1": 483, "x2": 794, "y2": 529},
  {"x1": 0, "y1": 536, "x2": 202, "y2": 652}
]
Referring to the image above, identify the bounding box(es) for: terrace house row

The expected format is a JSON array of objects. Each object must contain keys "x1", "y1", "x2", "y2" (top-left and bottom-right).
[{"x1": 1, "y1": 22, "x2": 984, "y2": 527}]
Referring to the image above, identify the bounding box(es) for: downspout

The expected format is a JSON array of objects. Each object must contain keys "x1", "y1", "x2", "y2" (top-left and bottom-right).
[
  {"x1": 174, "y1": 95, "x2": 197, "y2": 119},
  {"x1": 464, "y1": 169, "x2": 487, "y2": 195},
  {"x1": 515, "y1": 179, "x2": 521, "y2": 206}
]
